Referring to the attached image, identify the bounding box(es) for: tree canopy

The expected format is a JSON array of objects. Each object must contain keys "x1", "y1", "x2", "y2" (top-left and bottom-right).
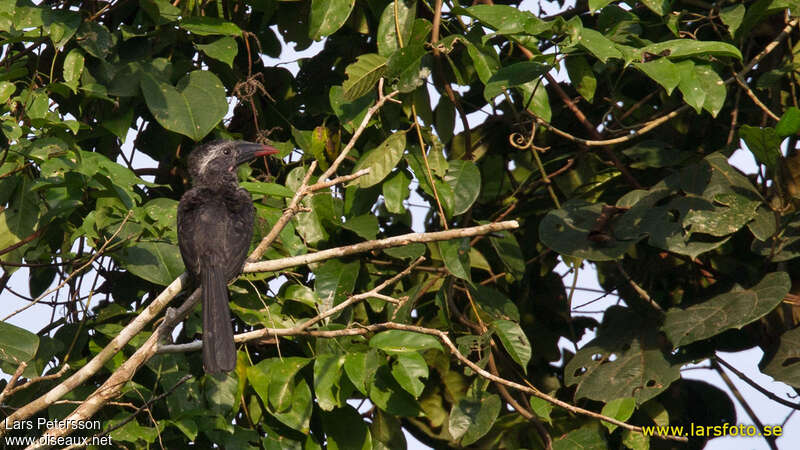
[{"x1": 1, "y1": 0, "x2": 800, "y2": 448}]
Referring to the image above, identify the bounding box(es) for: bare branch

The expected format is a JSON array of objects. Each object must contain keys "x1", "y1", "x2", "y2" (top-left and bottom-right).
[{"x1": 245, "y1": 220, "x2": 519, "y2": 274}]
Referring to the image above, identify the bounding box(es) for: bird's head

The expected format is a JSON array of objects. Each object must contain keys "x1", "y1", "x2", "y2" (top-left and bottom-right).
[{"x1": 187, "y1": 140, "x2": 279, "y2": 185}]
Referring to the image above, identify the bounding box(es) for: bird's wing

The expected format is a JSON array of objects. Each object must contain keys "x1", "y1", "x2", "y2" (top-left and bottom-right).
[
  {"x1": 221, "y1": 188, "x2": 255, "y2": 281},
  {"x1": 177, "y1": 188, "x2": 203, "y2": 278},
  {"x1": 178, "y1": 187, "x2": 255, "y2": 282}
]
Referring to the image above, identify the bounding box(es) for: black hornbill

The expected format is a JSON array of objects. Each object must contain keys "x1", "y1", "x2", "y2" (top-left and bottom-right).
[{"x1": 177, "y1": 140, "x2": 278, "y2": 373}]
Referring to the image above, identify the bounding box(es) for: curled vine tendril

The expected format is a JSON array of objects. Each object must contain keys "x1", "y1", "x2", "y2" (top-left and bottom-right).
[{"x1": 508, "y1": 121, "x2": 549, "y2": 153}]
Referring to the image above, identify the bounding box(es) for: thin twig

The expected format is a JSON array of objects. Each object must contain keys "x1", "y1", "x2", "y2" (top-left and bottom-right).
[
  {"x1": 159, "y1": 258, "x2": 426, "y2": 353},
  {"x1": 2, "y1": 211, "x2": 133, "y2": 322},
  {"x1": 712, "y1": 360, "x2": 778, "y2": 450},
  {"x1": 245, "y1": 221, "x2": 519, "y2": 274},
  {"x1": 715, "y1": 356, "x2": 800, "y2": 410},
  {"x1": 734, "y1": 75, "x2": 780, "y2": 121},
  {"x1": 615, "y1": 262, "x2": 664, "y2": 313},
  {"x1": 165, "y1": 322, "x2": 686, "y2": 443}
]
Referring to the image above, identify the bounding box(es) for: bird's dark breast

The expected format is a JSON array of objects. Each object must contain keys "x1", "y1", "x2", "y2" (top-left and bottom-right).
[{"x1": 177, "y1": 186, "x2": 255, "y2": 283}]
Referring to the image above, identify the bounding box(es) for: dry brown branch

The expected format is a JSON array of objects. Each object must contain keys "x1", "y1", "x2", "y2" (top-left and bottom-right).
[
  {"x1": 245, "y1": 220, "x2": 518, "y2": 274},
  {"x1": 33, "y1": 222, "x2": 516, "y2": 443},
  {"x1": 167, "y1": 321, "x2": 686, "y2": 443},
  {"x1": 59, "y1": 375, "x2": 193, "y2": 450},
  {"x1": 160, "y1": 257, "x2": 425, "y2": 354},
  {"x1": 0, "y1": 363, "x2": 70, "y2": 405},
  {"x1": 318, "y1": 78, "x2": 400, "y2": 183},
  {"x1": 250, "y1": 76, "x2": 399, "y2": 259},
  {"x1": 734, "y1": 74, "x2": 781, "y2": 121},
  {"x1": 615, "y1": 262, "x2": 664, "y2": 313},
  {"x1": 0, "y1": 266, "x2": 187, "y2": 435},
  {"x1": 0, "y1": 362, "x2": 27, "y2": 404},
  {"x1": 20, "y1": 79, "x2": 403, "y2": 445}
]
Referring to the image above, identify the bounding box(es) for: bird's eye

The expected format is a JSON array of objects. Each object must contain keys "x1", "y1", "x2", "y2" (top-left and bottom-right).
[{"x1": 223, "y1": 149, "x2": 231, "y2": 155}]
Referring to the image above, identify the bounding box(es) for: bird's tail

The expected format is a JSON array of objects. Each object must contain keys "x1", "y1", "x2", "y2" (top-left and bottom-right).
[{"x1": 201, "y1": 267, "x2": 236, "y2": 374}]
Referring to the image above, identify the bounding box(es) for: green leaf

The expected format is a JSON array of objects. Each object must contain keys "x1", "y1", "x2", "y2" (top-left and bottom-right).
[
  {"x1": 553, "y1": 425, "x2": 606, "y2": 450},
  {"x1": 370, "y1": 410, "x2": 407, "y2": 450},
  {"x1": 391, "y1": 352, "x2": 428, "y2": 398},
  {"x1": 376, "y1": 0, "x2": 417, "y2": 56},
  {"x1": 465, "y1": 40, "x2": 500, "y2": 85},
  {"x1": 0, "y1": 178, "x2": 40, "y2": 255},
  {"x1": 383, "y1": 243, "x2": 425, "y2": 260},
  {"x1": 565, "y1": 56, "x2": 596, "y2": 102},
  {"x1": 694, "y1": 64, "x2": 726, "y2": 117},
  {"x1": 662, "y1": 272, "x2": 790, "y2": 346},
  {"x1": 491, "y1": 320, "x2": 531, "y2": 372},
  {"x1": 471, "y1": 285, "x2": 520, "y2": 322},
  {"x1": 434, "y1": 96, "x2": 455, "y2": 144},
  {"x1": 286, "y1": 167, "x2": 328, "y2": 245},
  {"x1": 762, "y1": 326, "x2": 800, "y2": 387},
  {"x1": 385, "y1": 43, "x2": 428, "y2": 93},
  {"x1": 565, "y1": 307, "x2": 680, "y2": 404},
  {"x1": 352, "y1": 132, "x2": 406, "y2": 187},
  {"x1": 329, "y1": 85, "x2": 373, "y2": 133},
  {"x1": 249, "y1": 357, "x2": 311, "y2": 418},
  {"x1": 448, "y1": 393, "x2": 501, "y2": 445},
  {"x1": 601, "y1": 397, "x2": 635, "y2": 433},
  {"x1": 382, "y1": 170, "x2": 411, "y2": 214},
  {"x1": 167, "y1": 419, "x2": 198, "y2": 440},
  {"x1": 462, "y1": 4, "x2": 543, "y2": 36},
  {"x1": 489, "y1": 231, "x2": 525, "y2": 279},
  {"x1": 634, "y1": 59, "x2": 680, "y2": 94},
  {"x1": 676, "y1": 61, "x2": 705, "y2": 114},
  {"x1": 140, "y1": 0, "x2": 181, "y2": 24},
  {"x1": 528, "y1": 396, "x2": 553, "y2": 423},
  {"x1": 240, "y1": 182, "x2": 295, "y2": 198},
  {"x1": 439, "y1": 238, "x2": 471, "y2": 281},
  {"x1": 443, "y1": 160, "x2": 481, "y2": 215},
  {"x1": 369, "y1": 364, "x2": 421, "y2": 416},
  {"x1": 309, "y1": 0, "x2": 355, "y2": 40},
  {"x1": 62, "y1": 48, "x2": 84, "y2": 90},
  {"x1": 344, "y1": 350, "x2": 379, "y2": 395},
  {"x1": 640, "y1": 0, "x2": 669, "y2": 15},
  {"x1": 314, "y1": 354, "x2": 346, "y2": 411},
  {"x1": 43, "y1": 10, "x2": 81, "y2": 49},
  {"x1": 748, "y1": 206, "x2": 778, "y2": 241},
  {"x1": 0, "y1": 321, "x2": 39, "y2": 364},
  {"x1": 622, "y1": 430, "x2": 649, "y2": 450},
  {"x1": 776, "y1": 107, "x2": 800, "y2": 137},
  {"x1": 283, "y1": 284, "x2": 319, "y2": 308},
  {"x1": 641, "y1": 39, "x2": 742, "y2": 60},
  {"x1": 683, "y1": 192, "x2": 760, "y2": 237},
  {"x1": 342, "y1": 53, "x2": 388, "y2": 101},
  {"x1": 322, "y1": 406, "x2": 372, "y2": 450},
  {"x1": 369, "y1": 330, "x2": 443, "y2": 353},
  {"x1": 141, "y1": 70, "x2": 227, "y2": 141},
  {"x1": 0, "y1": 81, "x2": 14, "y2": 102},
  {"x1": 578, "y1": 28, "x2": 622, "y2": 62},
  {"x1": 205, "y1": 373, "x2": 238, "y2": 414},
  {"x1": 118, "y1": 242, "x2": 185, "y2": 286},
  {"x1": 622, "y1": 140, "x2": 690, "y2": 169},
  {"x1": 197, "y1": 36, "x2": 238, "y2": 68},
  {"x1": 315, "y1": 259, "x2": 360, "y2": 307},
  {"x1": 342, "y1": 214, "x2": 378, "y2": 240},
  {"x1": 719, "y1": 4, "x2": 746, "y2": 35},
  {"x1": 77, "y1": 21, "x2": 113, "y2": 58},
  {"x1": 588, "y1": 0, "x2": 613, "y2": 11},
  {"x1": 483, "y1": 61, "x2": 548, "y2": 102},
  {"x1": 180, "y1": 17, "x2": 242, "y2": 36},
  {"x1": 519, "y1": 78, "x2": 552, "y2": 121}
]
